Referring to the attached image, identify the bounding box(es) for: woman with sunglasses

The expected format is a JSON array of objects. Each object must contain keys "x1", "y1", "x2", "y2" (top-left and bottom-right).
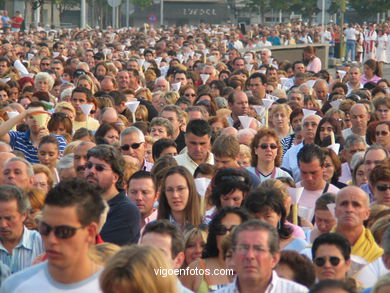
[
  {"x1": 369, "y1": 162, "x2": 390, "y2": 206},
  {"x1": 157, "y1": 166, "x2": 202, "y2": 230},
  {"x1": 374, "y1": 122, "x2": 390, "y2": 152},
  {"x1": 244, "y1": 186, "x2": 308, "y2": 252},
  {"x1": 179, "y1": 85, "x2": 197, "y2": 104},
  {"x1": 248, "y1": 128, "x2": 292, "y2": 183},
  {"x1": 181, "y1": 207, "x2": 250, "y2": 292}
]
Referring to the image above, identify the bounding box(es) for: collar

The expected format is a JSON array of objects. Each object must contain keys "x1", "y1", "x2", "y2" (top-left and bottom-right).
[
  {"x1": 185, "y1": 151, "x2": 213, "y2": 166},
  {"x1": 233, "y1": 271, "x2": 277, "y2": 293}
]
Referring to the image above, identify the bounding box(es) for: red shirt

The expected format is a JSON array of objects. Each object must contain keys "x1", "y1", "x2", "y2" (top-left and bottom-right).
[{"x1": 11, "y1": 16, "x2": 23, "y2": 28}]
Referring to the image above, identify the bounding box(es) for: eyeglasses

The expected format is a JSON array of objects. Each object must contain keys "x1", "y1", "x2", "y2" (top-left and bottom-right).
[
  {"x1": 120, "y1": 142, "x2": 144, "y2": 151},
  {"x1": 185, "y1": 94, "x2": 196, "y2": 97},
  {"x1": 86, "y1": 162, "x2": 111, "y2": 172},
  {"x1": 165, "y1": 186, "x2": 188, "y2": 194},
  {"x1": 52, "y1": 112, "x2": 69, "y2": 119},
  {"x1": 314, "y1": 256, "x2": 341, "y2": 267},
  {"x1": 235, "y1": 244, "x2": 270, "y2": 255},
  {"x1": 41, "y1": 63, "x2": 50, "y2": 66},
  {"x1": 258, "y1": 143, "x2": 277, "y2": 150},
  {"x1": 39, "y1": 221, "x2": 84, "y2": 239},
  {"x1": 303, "y1": 122, "x2": 318, "y2": 128},
  {"x1": 377, "y1": 184, "x2": 390, "y2": 191},
  {"x1": 215, "y1": 225, "x2": 236, "y2": 235},
  {"x1": 375, "y1": 131, "x2": 389, "y2": 136}
]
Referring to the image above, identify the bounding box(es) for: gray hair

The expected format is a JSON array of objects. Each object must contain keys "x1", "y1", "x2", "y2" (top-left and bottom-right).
[
  {"x1": 150, "y1": 117, "x2": 174, "y2": 137},
  {"x1": 287, "y1": 89, "x2": 303, "y2": 100},
  {"x1": 120, "y1": 126, "x2": 145, "y2": 145},
  {"x1": 57, "y1": 154, "x2": 74, "y2": 172},
  {"x1": 60, "y1": 87, "x2": 75, "y2": 101},
  {"x1": 364, "y1": 144, "x2": 389, "y2": 160},
  {"x1": 0, "y1": 185, "x2": 30, "y2": 214},
  {"x1": 34, "y1": 72, "x2": 55, "y2": 90},
  {"x1": 5, "y1": 157, "x2": 34, "y2": 177},
  {"x1": 161, "y1": 105, "x2": 184, "y2": 122},
  {"x1": 344, "y1": 134, "x2": 366, "y2": 150}
]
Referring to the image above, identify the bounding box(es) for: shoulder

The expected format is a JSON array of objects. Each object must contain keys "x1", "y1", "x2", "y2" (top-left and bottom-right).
[
  {"x1": 274, "y1": 273, "x2": 308, "y2": 292},
  {"x1": 1, "y1": 262, "x2": 46, "y2": 293}
]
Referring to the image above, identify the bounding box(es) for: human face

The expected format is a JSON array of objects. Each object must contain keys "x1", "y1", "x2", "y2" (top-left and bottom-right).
[
  {"x1": 319, "y1": 122, "x2": 334, "y2": 142},
  {"x1": 36, "y1": 79, "x2": 51, "y2": 92},
  {"x1": 299, "y1": 158, "x2": 325, "y2": 190},
  {"x1": 85, "y1": 157, "x2": 118, "y2": 193},
  {"x1": 233, "y1": 59, "x2": 245, "y2": 70},
  {"x1": 289, "y1": 93, "x2": 303, "y2": 107},
  {"x1": 348, "y1": 68, "x2": 361, "y2": 84},
  {"x1": 323, "y1": 155, "x2": 335, "y2": 182},
  {"x1": 96, "y1": 65, "x2": 106, "y2": 77},
  {"x1": 211, "y1": 121, "x2": 224, "y2": 133},
  {"x1": 185, "y1": 133, "x2": 210, "y2": 164},
  {"x1": 233, "y1": 230, "x2": 279, "y2": 283},
  {"x1": 291, "y1": 114, "x2": 303, "y2": 129},
  {"x1": 103, "y1": 128, "x2": 119, "y2": 145},
  {"x1": 248, "y1": 78, "x2": 265, "y2": 98},
  {"x1": 185, "y1": 234, "x2": 206, "y2": 266},
  {"x1": 355, "y1": 164, "x2": 368, "y2": 186},
  {"x1": 128, "y1": 178, "x2": 157, "y2": 217},
  {"x1": 77, "y1": 79, "x2": 92, "y2": 90},
  {"x1": 214, "y1": 156, "x2": 237, "y2": 169},
  {"x1": 40, "y1": 205, "x2": 95, "y2": 272},
  {"x1": 183, "y1": 89, "x2": 196, "y2": 103},
  {"x1": 3, "y1": 160, "x2": 33, "y2": 190},
  {"x1": 25, "y1": 207, "x2": 41, "y2": 230},
  {"x1": 155, "y1": 79, "x2": 168, "y2": 91},
  {"x1": 120, "y1": 132, "x2": 145, "y2": 166},
  {"x1": 161, "y1": 111, "x2": 181, "y2": 134},
  {"x1": 350, "y1": 105, "x2": 369, "y2": 130},
  {"x1": 73, "y1": 143, "x2": 94, "y2": 177},
  {"x1": 344, "y1": 142, "x2": 366, "y2": 164},
  {"x1": 253, "y1": 207, "x2": 281, "y2": 229},
  {"x1": 294, "y1": 63, "x2": 305, "y2": 74},
  {"x1": 229, "y1": 92, "x2": 249, "y2": 116},
  {"x1": 117, "y1": 72, "x2": 130, "y2": 89},
  {"x1": 0, "y1": 90, "x2": 8, "y2": 101},
  {"x1": 335, "y1": 188, "x2": 370, "y2": 228},
  {"x1": 375, "y1": 124, "x2": 390, "y2": 149},
  {"x1": 151, "y1": 125, "x2": 169, "y2": 139},
  {"x1": 364, "y1": 149, "x2": 387, "y2": 176},
  {"x1": 159, "y1": 146, "x2": 177, "y2": 158},
  {"x1": 363, "y1": 64, "x2": 373, "y2": 78},
  {"x1": 302, "y1": 116, "x2": 319, "y2": 143},
  {"x1": 255, "y1": 136, "x2": 278, "y2": 164},
  {"x1": 0, "y1": 200, "x2": 26, "y2": 243},
  {"x1": 71, "y1": 92, "x2": 88, "y2": 116},
  {"x1": 314, "y1": 244, "x2": 350, "y2": 281},
  {"x1": 315, "y1": 209, "x2": 336, "y2": 234},
  {"x1": 376, "y1": 105, "x2": 390, "y2": 122},
  {"x1": 220, "y1": 189, "x2": 244, "y2": 208},
  {"x1": 0, "y1": 61, "x2": 9, "y2": 75},
  {"x1": 174, "y1": 73, "x2": 187, "y2": 86},
  {"x1": 217, "y1": 213, "x2": 242, "y2": 254},
  {"x1": 33, "y1": 172, "x2": 49, "y2": 194},
  {"x1": 272, "y1": 110, "x2": 288, "y2": 130},
  {"x1": 38, "y1": 143, "x2": 59, "y2": 168},
  {"x1": 373, "y1": 180, "x2": 390, "y2": 205},
  {"x1": 165, "y1": 173, "x2": 189, "y2": 214}
]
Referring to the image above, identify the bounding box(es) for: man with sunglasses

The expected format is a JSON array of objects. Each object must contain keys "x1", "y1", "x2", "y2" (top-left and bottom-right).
[
  {"x1": 119, "y1": 126, "x2": 153, "y2": 172},
  {"x1": 333, "y1": 186, "x2": 383, "y2": 263},
  {"x1": 312, "y1": 233, "x2": 352, "y2": 282},
  {"x1": 296, "y1": 144, "x2": 339, "y2": 211},
  {"x1": 1, "y1": 179, "x2": 105, "y2": 292},
  {"x1": 85, "y1": 144, "x2": 140, "y2": 245}
]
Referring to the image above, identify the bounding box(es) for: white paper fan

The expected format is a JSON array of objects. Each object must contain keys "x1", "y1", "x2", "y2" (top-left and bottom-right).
[
  {"x1": 194, "y1": 178, "x2": 211, "y2": 197},
  {"x1": 79, "y1": 104, "x2": 93, "y2": 116},
  {"x1": 262, "y1": 99, "x2": 274, "y2": 110},
  {"x1": 125, "y1": 101, "x2": 140, "y2": 113},
  {"x1": 327, "y1": 143, "x2": 341, "y2": 155},
  {"x1": 287, "y1": 187, "x2": 304, "y2": 205},
  {"x1": 245, "y1": 64, "x2": 253, "y2": 72},
  {"x1": 200, "y1": 74, "x2": 210, "y2": 85},
  {"x1": 303, "y1": 109, "x2": 317, "y2": 118},
  {"x1": 326, "y1": 203, "x2": 337, "y2": 219},
  {"x1": 171, "y1": 82, "x2": 181, "y2": 92},
  {"x1": 238, "y1": 116, "x2": 254, "y2": 129},
  {"x1": 330, "y1": 100, "x2": 343, "y2": 109}
]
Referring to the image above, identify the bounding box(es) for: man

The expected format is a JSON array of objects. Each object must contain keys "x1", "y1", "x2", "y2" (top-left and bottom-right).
[
  {"x1": 71, "y1": 87, "x2": 100, "y2": 131},
  {"x1": 216, "y1": 220, "x2": 308, "y2": 293},
  {"x1": 292, "y1": 61, "x2": 306, "y2": 75},
  {"x1": 128, "y1": 171, "x2": 158, "y2": 233},
  {"x1": 0, "y1": 102, "x2": 66, "y2": 164},
  {"x1": 237, "y1": 129, "x2": 256, "y2": 147},
  {"x1": 150, "y1": 117, "x2": 174, "y2": 140},
  {"x1": 0, "y1": 152, "x2": 15, "y2": 185},
  {"x1": 186, "y1": 106, "x2": 207, "y2": 121},
  {"x1": 119, "y1": 126, "x2": 153, "y2": 171},
  {"x1": 175, "y1": 119, "x2": 214, "y2": 175},
  {"x1": 231, "y1": 57, "x2": 245, "y2": 71},
  {"x1": 140, "y1": 220, "x2": 192, "y2": 293},
  {"x1": 346, "y1": 66, "x2": 363, "y2": 94},
  {"x1": 154, "y1": 76, "x2": 170, "y2": 92},
  {"x1": 73, "y1": 141, "x2": 96, "y2": 177},
  {"x1": 1, "y1": 179, "x2": 105, "y2": 292},
  {"x1": 117, "y1": 70, "x2": 131, "y2": 90},
  {"x1": 100, "y1": 76, "x2": 117, "y2": 92},
  {"x1": 0, "y1": 185, "x2": 43, "y2": 273},
  {"x1": 312, "y1": 233, "x2": 351, "y2": 282},
  {"x1": 313, "y1": 79, "x2": 329, "y2": 104},
  {"x1": 259, "y1": 48, "x2": 272, "y2": 66},
  {"x1": 296, "y1": 144, "x2": 339, "y2": 210},
  {"x1": 173, "y1": 70, "x2": 188, "y2": 88},
  {"x1": 2, "y1": 157, "x2": 34, "y2": 192},
  {"x1": 85, "y1": 144, "x2": 140, "y2": 245},
  {"x1": 287, "y1": 89, "x2": 304, "y2": 107},
  {"x1": 344, "y1": 23, "x2": 359, "y2": 62},
  {"x1": 56, "y1": 154, "x2": 76, "y2": 181},
  {"x1": 342, "y1": 104, "x2": 370, "y2": 141},
  {"x1": 212, "y1": 134, "x2": 260, "y2": 188},
  {"x1": 282, "y1": 114, "x2": 321, "y2": 181},
  {"x1": 339, "y1": 134, "x2": 367, "y2": 184},
  {"x1": 50, "y1": 59, "x2": 64, "y2": 76},
  {"x1": 227, "y1": 91, "x2": 250, "y2": 128},
  {"x1": 333, "y1": 186, "x2": 383, "y2": 263},
  {"x1": 247, "y1": 73, "x2": 267, "y2": 101},
  {"x1": 160, "y1": 105, "x2": 186, "y2": 152}
]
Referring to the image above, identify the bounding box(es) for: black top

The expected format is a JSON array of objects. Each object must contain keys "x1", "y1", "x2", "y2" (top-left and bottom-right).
[
  {"x1": 175, "y1": 130, "x2": 186, "y2": 152},
  {"x1": 100, "y1": 190, "x2": 141, "y2": 246}
]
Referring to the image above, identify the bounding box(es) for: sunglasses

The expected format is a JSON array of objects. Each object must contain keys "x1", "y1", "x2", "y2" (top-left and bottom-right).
[
  {"x1": 41, "y1": 63, "x2": 50, "y2": 66},
  {"x1": 377, "y1": 184, "x2": 390, "y2": 191},
  {"x1": 120, "y1": 142, "x2": 144, "y2": 151},
  {"x1": 52, "y1": 112, "x2": 69, "y2": 119},
  {"x1": 258, "y1": 143, "x2": 277, "y2": 150},
  {"x1": 86, "y1": 162, "x2": 110, "y2": 172},
  {"x1": 39, "y1": 221, "x2": 83, "y2": 239},
  {"x1": 185, "y1": 93, "x2": 196, "y2": 97},
  {"x1": 215, "y1": 225, "x2": 236, "y2": 236},
  {"x1": 375, "y1": 131, "x2": 389, "y2": 136},
  {"x1": 314, "y1": 256, "x2": 341, "y2": 267}
]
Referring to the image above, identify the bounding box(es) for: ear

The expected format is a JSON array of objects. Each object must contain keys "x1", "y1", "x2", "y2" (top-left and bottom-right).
[
  {"x1": 86, "y1": 222, "x2": 98, "y2": 244},
  {"x1": 271, "y1": 252, "x2": 280, "y2": 269},
  {"x1": 345, "y1": 258, "x2": 351, "y2": 272},
  {"x1": 382, "y1": 254, "x2": 390, "y2": 270},
  {"x1": 173, "y1": 251, "x2": 185, "y2": 270}
]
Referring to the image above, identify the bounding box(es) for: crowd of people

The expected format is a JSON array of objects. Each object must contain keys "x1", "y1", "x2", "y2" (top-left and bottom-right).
[{"x1": 0, "y1": 19, "x2": 389, "y2": 293}]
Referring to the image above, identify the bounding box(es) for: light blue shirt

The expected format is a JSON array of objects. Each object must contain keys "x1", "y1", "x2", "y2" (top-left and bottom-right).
[
  {"x1": 282, "y1": 142, "x2": 303, "y2": 181},
  {"x1": 0, "y1": 226, "x2": 44, "y2": 273}
]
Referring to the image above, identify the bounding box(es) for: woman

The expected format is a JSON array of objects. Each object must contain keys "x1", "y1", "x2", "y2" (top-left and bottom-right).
[
  {"x1": 34, "y1": 72, "x2": 55, "y2": 102},
  {"x1": 208, "y1": 116, "x2": 229, "y2": 134},
  {"x1": 361, "y1": 59, "x2": 382, "y2": 84},
  {"x1": 94, "y1": 62, "x2": 109, "y2": 79},
  {"x1": 32, "y1": 164, "x2": 54, "y2": 194},
  {"x1": 194, "y1": 93, "x2": 217, "y2": 116},
  {"x1": 94, "y1": 123, "x2": 121, "y2": 145},
  {"x1": 314, "y1": 117, "x2": 343, "y2": 147},
  {"x1": 47, "y1": 112, "x2": 73, "y2": 143},
  {"x1": 303, "y1": 46, "x2": 322, "y2": 73},
  {"x1": 244, "y1": 186, "x2": 308, "y2": 252},
  {"x1": 182, "y1": 227, "x2": 208, "y2": 269},
  {"x1": 25, "y1": 188, "x2": 46, "y2": 230},
  {"x1": 37, "y1": 135, "x2": 60, "y2": 184},
  {"x1": 158, "y1": 166, "x2": 202, "y2": 230},
  {"x1": 182, "y1": 207, "x2": 250, "y2": 292},
  {"x1": 322, "y1": 148, "x2": 347, "y2": 189},
  {"x1": 76, "y1": 74, "x2": 98, "y2": 95},
  {"x1": 100, "y1": 245, "x2": 179, "y2": 293},
  {"x1": 375, "y1": 121, "x2": 390, "y2": 151},
  {"x1": 248, "y1": 128, "x2": 292, "y2": 182},
  {"x1": 136, "y1": 88, "x2": 152, "y2": 102},
  {"x1": 209, "y1": 80, "x2": 225, "y2": 98},
  {"x1": 54, "y1": 101, "x2": 76, "y2": 121},
  {"x1": 270, "y1": 104, "x2": 292, "y2": 140},
  {"x1": 180, "y1": 85, "x2": 197, "y2": 104},
  {"x1": 0, "y1": 82, "x2": 11, "y2": 102},
  {"x1": 352, "y1": 158, "x2": 368, "y2": 187}
]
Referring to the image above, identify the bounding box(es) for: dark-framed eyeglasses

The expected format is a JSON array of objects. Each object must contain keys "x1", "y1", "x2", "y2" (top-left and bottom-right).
[
  {"x1": 86, "y1": 162, "x2": 111, "y2": 172},
  {"x1": 314, "y1": 256, "x2": 341, "y2": 267},
  {"x1": 375, "y1": 131, "x2": 389, "y2": 136},
  {"x1": 377, "y1": 184, "x2": 390, "y2": 192},
  {"x1": 120, "y1": 142, "x2": 144, "y2": 151},
  {"x1": 214, "y1": 225, "x2": 237, "y2": 236},
  {"x1": 258, "y1": 143, "x2": 278, "y2": 150},
  {"x1": 39, "y1": 221, "x2": 84, "y2": 239}
]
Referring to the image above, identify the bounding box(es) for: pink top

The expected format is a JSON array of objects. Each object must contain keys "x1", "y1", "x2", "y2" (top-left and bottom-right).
[
  {"x1": 360, "y1": 74, "x2": 381, "y2": 85},
  {"x1": 285, "y1": 221, "x2": 306, "y2": 239},
  {"x1": 307, "y1": 57, "x2": 322, "y2": 73}
]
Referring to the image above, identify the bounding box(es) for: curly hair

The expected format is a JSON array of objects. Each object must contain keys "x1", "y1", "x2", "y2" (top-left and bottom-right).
[{"x1": 250, "y1": 127, "x2": 283, "y2": 167}]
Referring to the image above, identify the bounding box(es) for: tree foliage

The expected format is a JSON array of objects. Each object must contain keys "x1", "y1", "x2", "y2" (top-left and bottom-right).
[
  {"x1": 348, "y1": 0, "x2": 390, "y2": 18},
  {"x1": 132, "y1": 0, "x2": 153, "y2": 10},
  {"x1": 56, "y1": 0, "x2": 81, "y2": 15}
]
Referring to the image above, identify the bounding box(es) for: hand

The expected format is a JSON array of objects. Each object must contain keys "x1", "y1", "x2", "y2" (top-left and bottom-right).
[
  {"x1": 24, "y1": 107, "x2": 48, "y2": 117},
  {"x1": 37, "y1": 128, "x2": 50, "y2": 140}
]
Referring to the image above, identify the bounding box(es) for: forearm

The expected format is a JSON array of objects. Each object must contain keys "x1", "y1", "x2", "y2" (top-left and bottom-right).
[{"x1": 0, "y1": 112, "x2": 26, "y2": 137}]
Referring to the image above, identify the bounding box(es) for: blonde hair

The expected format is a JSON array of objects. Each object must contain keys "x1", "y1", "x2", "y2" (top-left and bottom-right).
[
  {"x1": 89, "y1": 242, "x2": 121, "y2": 265},
  {"x1": 239, "y1": 144, "x2": 251, "y2": 159},
  {"x1": 63, "y1": 140, "x2": 82, "y2": 156},
  {"x1": 100, "y1": 245, "x2": 179, "y2": 293},
  {"x1": 136, "y1": 88, "x2": 153, "y2": 102},
  {"x1": 260, "y1": 178, "x2": 289, "y2": 202},
  {"x1": 55, "y1": 101, "x2": 76, "y2": 118},
  {"x1": 33, "y1": 164, "x2": 54, "y2": 189},
  {"x1": 370, "y1": 214, "x2": 390, "y2": 245},
  {"x1": 162, "y1": 91, "x2": 180, "y2": 105}
]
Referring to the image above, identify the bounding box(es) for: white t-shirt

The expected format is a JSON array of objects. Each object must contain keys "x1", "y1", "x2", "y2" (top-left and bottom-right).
[
  {"x1": 356, "y1": 256, "x2": 388, "y2": 288},
  {"x1": 1, "y1": 262, "x2": 103, "y2": 293}
]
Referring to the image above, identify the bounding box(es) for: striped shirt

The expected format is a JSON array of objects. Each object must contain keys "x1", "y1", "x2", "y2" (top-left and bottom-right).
[
  {"x1": 215, "y1": 271, "x2": 308, "y2": 293},
  {"x1": 0, "y1": 227, "x2": 44, "y2": 274},
  {"x1": 9, "y1": 130, "x2": 66, "y2": 164}
]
